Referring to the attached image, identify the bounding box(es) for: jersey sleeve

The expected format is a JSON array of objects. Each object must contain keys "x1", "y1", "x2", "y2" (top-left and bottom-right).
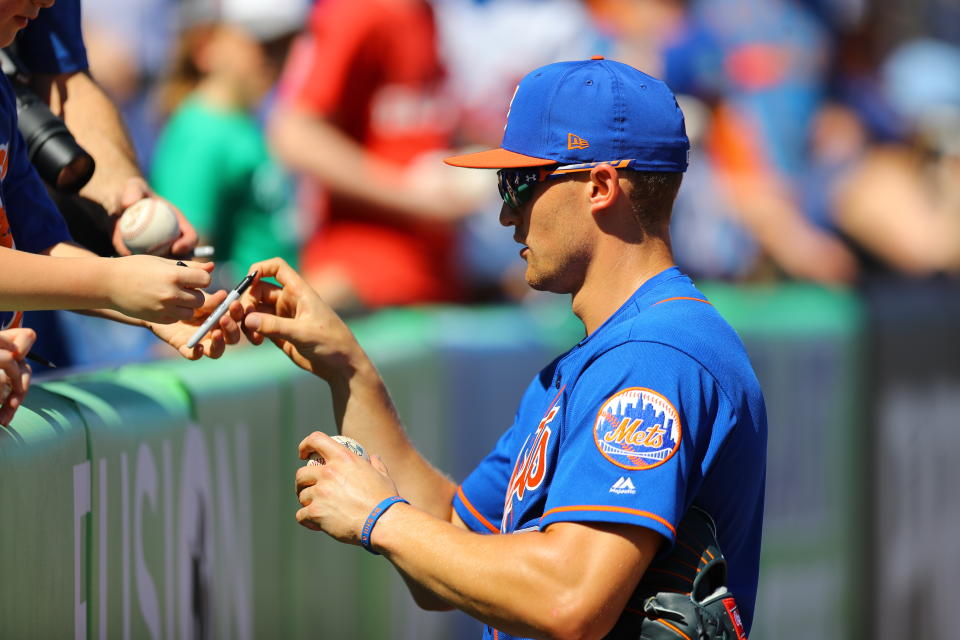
[
  {"x1": 453, "y1": 416, "x2": 526, "y2": 535},
  {"x1": 15, "y1": 0, "x2": 88, "y2": 74},
  {"x1": 539, "y1": 341, "x2": 726, "y2": 543}
]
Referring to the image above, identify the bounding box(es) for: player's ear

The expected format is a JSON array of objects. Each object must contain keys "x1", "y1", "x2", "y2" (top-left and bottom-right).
[{"x1": 588, "y1": 164, "x2": 620, "y2": 214}]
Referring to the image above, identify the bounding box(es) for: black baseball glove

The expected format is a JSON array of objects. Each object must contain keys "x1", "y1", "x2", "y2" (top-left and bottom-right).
[
  {"x1": 637, "y1": 552, "x2": 747, "y2": 640},
  {"x1": 604, "y1": 506, "x2": 749, "y2": 640}
]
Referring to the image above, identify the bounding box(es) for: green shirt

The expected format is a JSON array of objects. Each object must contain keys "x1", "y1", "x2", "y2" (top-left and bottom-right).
[{"x1": 151, "y1": 96, "x2": 299, "y2": 282}]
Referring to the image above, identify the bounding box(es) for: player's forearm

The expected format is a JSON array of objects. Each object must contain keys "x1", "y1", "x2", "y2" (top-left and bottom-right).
[
  {"x1": 269, "y1": 106, "x2": 425, "y2": 219},
  {"x1": 30, "y1": 71, "x2": 142, "y2": 215},
  {"x1": 397, "y1": 568, "x2": 455, "y2": 612},
  {"x1": 0, "y1": 245, "x2": 114, "y2": 310},
  {"x1": 372, "y1": 507, "x2": 622, "y2": 640},
  {"x1": 332, "y1": 358, "x2": 458, "y2": 520}
]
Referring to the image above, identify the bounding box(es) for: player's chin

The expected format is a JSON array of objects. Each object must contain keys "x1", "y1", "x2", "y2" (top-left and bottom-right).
[
  {"x1": 523, "y1": 262, "x2": 545, "y2": 290},
  {"x1": 525, "y1": 277, "x2": 548, "y2": 292},
  {"x1": 524, "y1": 269, "x2": 567, "y2": 294}
]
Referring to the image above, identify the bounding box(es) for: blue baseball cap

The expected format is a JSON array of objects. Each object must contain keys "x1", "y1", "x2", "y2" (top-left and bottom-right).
[{"x1": 445, "y1": 56, "x2": 689, "y2": 171}]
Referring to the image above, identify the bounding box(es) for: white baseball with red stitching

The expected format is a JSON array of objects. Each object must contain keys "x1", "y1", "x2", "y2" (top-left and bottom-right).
[{"x1": 119, "y1": 197, "x2": 180, "y2": 255}]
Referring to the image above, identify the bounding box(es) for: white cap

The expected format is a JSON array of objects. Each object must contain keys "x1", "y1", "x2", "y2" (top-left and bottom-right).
[{"x1": 181, "y1": 0, "x2": 310, "y2": 41}]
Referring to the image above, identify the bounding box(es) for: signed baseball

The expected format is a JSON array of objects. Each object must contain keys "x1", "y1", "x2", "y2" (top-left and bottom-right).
[
  {"x1": 307, "y1": 435, "x2": 369, "y2": 465},
  {"x1": 119, "y1": 197, "x2": 180, "y2": 255}
]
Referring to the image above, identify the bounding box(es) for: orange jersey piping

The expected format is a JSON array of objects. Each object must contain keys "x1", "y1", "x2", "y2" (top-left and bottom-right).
[
  {"x1": 456, "y1": 486, "x2": 499, "y2": 534},
  {"x1": 650, "y1": 297, "x2": 712, "y2": 307},
  {"x1": 540, "y1": 505, "x2": 676, "y2": 537}
]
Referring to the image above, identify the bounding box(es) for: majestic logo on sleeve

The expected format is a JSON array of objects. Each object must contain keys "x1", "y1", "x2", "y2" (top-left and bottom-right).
[
  {"x1": 593, "y1": 388, "x2": 681, "y2": 470},
  {"x1": 502, "y1": 397, "x2": 561, "y2": 531}
]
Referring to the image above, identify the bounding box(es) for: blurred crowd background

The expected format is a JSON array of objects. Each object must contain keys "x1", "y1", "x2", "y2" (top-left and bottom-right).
[
  {"x1": 33, "y1": 0, "x2": 960, "y2": 369},
  {"x1": 22, "y1": 0, "x2": 960, "y2": 365}
]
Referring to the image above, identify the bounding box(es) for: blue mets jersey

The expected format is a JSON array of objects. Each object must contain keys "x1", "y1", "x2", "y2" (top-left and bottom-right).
[{"x1": 453, "y1": 267, "x2": 767, "y2": 639}]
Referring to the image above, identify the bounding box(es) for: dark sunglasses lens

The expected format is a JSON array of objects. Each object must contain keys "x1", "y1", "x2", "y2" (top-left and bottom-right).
[
  {"x1": 497, "y1": 170, "x2": 534, "y2": 208},
  {"x1": 497, "y1": 173, "x2": 514, "y2": 207}
]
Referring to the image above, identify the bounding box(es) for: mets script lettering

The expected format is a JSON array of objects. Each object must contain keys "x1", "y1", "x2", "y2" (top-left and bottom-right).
[
  {"x1": 502, "y1": 403, "x2": 560, "y2": 530},
  {"x1": 604, "y1": 418, "x2": 668, "y2": 448}
]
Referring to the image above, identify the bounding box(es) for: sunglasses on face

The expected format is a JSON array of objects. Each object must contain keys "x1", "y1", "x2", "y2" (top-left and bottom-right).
[{"x1": 496, "y1": 159, "x2": 636, "y2": 209}]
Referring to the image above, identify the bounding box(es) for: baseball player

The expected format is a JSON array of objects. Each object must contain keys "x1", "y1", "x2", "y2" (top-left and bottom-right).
[{"x1": 241, "y1": 57, "x2": 767, "y2": 639}]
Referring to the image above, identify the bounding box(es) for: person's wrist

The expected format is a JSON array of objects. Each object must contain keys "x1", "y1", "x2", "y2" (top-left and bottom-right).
[
  {"x1": 322, "y1": 345, "x2": 374, "y2": 386},
  {"x1": 348, "y1": 351, "x2": 380, "y2": 383},
  {"x1": 361, "y1": 495, "x2": 409, "y2": 555},
  {"x1": 367, "y1": 499, "x2": 411, "y2": 557},
  {"x1": 308, "y1": 350, "x2": 357, "y2": 389},
  {"x1": 342, "y1": 357, "x2": 393, "y2": 408},
  {"x1": 92, "y1": 257, "x2": 121, "y2": 310}
]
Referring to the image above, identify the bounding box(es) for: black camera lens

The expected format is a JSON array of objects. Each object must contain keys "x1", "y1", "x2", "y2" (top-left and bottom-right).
[{"x1": 13, "y1": 83, "x2": 95, "y2": 192}]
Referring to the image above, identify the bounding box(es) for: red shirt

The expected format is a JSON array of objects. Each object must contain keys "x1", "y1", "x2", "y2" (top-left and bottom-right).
[{"x1": 279, "y1": 0, "x2": 461, "y2": 307}]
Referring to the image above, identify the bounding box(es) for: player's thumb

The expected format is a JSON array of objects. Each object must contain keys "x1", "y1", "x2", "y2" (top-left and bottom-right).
[
  {"x1": 244, "y1": 312, "x2": 302, "y2": 344},
  {"x1": 369, "y1": 455, "x2": 390, "y2": 478}
]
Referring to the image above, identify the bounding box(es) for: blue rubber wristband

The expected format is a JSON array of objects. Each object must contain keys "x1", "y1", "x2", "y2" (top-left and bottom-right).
[{"x1": 361, "y1": 496, "x2": 409, "y2": 555}]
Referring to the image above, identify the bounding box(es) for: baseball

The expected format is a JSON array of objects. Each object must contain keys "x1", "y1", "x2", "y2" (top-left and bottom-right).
[
  {"x1": 307, "y1": 435, "x2": 369, "y2": 465},
  {"x1": 119, "y1": 197, "x2": 181, "y2": 255}
]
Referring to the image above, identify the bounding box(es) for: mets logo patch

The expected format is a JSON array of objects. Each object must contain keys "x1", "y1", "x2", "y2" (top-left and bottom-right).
[{"x1": 593, "y1": 387, "x2": 681, "y2": 470}]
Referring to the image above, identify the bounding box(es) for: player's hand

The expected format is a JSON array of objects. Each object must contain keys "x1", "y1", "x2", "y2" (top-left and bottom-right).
[
  {"x1": 111, "y1": 178, "x2": 199, "y2": 257},
  {"x1": 294, "y1": 431, "x2": 399, "y2": 543},
  {"x1": 0, "y1": 328, "x2": 36, "y2": 426},
  {"x1": 105, "y1": 256, "x2": 212, "y2": 324},
  {"x1": 238, "y1": 257, "x2": 365, "y2": 381},
  {"x1": 147, "y1": 289, "x2": 244, "y2": 360}
]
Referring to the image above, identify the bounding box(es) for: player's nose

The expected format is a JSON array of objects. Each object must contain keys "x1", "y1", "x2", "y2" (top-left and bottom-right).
[{"x1": 499, "y1": 202, "x2": 519, "y2": 228}]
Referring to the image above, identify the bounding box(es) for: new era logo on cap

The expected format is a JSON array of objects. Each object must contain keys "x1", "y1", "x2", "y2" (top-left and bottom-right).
[
  {"x1": 444, "y1": 57, "x2": 689, "y2": 171},
  {"x1": 567, "y1": 133, "x2": 589, "y2": 150}
]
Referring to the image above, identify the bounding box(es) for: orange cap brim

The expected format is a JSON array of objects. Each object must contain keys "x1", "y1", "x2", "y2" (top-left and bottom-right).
[{"x1": 444, "y1": 147, "x2": 555, "y2": 169}]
